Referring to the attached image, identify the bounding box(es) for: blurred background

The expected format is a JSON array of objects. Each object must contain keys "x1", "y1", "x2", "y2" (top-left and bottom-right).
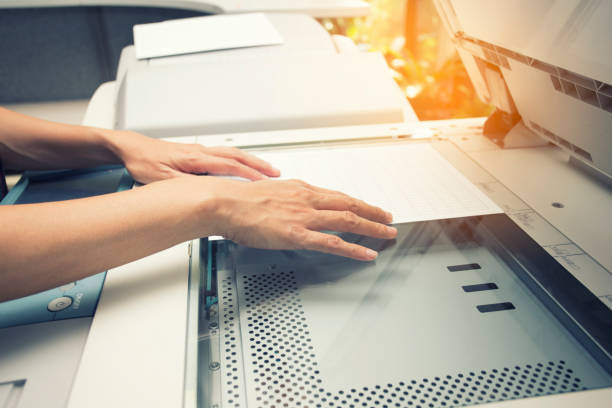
[
  {"x1": 321, "y1": 0, "x2": 493, "y2": 121},
  {"x1": 0, "y1": 0, "x2": 493, "y2": 122}
]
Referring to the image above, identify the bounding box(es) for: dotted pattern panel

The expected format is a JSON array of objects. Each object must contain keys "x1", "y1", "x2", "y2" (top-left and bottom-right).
[
  {"x1": 322, "y1": 362, "x2": 586, "y2": 408},
  {"x1": 239, "y1": 270, "x2": 322, "y2": 408},
  {"x1": 232, "y1": 270, "x2": 587, "y2": 408},
  {"x1": 220, "y1": 272, "x2": 247, "y2": 408}
]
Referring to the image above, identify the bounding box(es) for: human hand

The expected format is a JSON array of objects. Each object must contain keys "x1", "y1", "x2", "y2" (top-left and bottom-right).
[
  {"x1": 204, "y1": 178, "x2": 397, "y2": 261},
  {"x1": 105, "y1": 130, "x2": 279, "y2": 184}
]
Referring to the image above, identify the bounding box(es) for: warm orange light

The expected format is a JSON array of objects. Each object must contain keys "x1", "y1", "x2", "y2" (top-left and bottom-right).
[{"x1": 322, "y1": 0, "x2": 493, "y2": 120}]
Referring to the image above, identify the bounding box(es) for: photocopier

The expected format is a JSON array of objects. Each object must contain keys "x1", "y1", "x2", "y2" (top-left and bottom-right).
[{"x1": 1, "y1": 1, "x2": 611, "y2": 408}]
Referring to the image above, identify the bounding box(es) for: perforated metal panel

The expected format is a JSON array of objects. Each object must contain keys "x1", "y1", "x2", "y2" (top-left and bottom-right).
[
  {"x1": 221, "y1": 270, "x2": 589, "y2": 408},
  {"x1": 220, "y1": 274, "x2": 247, "y2": 408},
  {"x1": 242, "y1": 270, "x2": 320, "y2": 407}
]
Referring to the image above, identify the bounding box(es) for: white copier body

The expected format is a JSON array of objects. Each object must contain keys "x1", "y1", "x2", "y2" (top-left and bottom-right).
[{"x1": 1, "y1": 2, "x2": 611, "y2": 408}]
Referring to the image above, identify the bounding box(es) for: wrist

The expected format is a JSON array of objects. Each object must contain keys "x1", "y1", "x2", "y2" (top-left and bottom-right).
[
  {"x1": 164, "y1": 176, "x2": 232, "y2": 239},
  {"x1": 86, "y1": 127, "x2": 124, "y2": 165},
  {"x1": 89, "y1": 127, "x2": 151, "y2": 167}
]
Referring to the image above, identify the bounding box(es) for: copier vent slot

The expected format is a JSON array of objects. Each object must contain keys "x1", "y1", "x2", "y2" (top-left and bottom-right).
[
  {"x1": 462, "y1": 283, "x2": 498, "y2": 293},
  {"x1": 476, "y1": 302, "x2": 515, "y2": 313},
  {"x1": 447, "y1": 263, "x2": 481, "y2": 272},
  {"x1": 232, "y1": 270, "x2": 587, "y2": 408},
  {"x1": 550, "y1": 69, "x2": 611, "y2": 112}
]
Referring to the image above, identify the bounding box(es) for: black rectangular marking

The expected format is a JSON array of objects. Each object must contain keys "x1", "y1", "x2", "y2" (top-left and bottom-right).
[
  {"x1": 462, "y1": 283, "x2": 498, "y2": 293},
  {"x1": 447, "y1": 263, "x2": 481, "y2": 272},
  {"x1": 477, "y1": 302, "x2": 515, "y2": 313}
]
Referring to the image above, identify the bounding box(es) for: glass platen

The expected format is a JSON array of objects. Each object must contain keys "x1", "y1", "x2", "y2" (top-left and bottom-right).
[{"x1": 195, "y1": 215, "x2": 612, "y2": 408}]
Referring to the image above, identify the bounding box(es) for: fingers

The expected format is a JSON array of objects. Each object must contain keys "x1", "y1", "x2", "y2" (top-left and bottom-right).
[
  {"x1": 310, "y1": 193, "x2": 393, "y2": 224},
  {"x1": 204, "y1": 156, "x2": 268, "y2": 181},
  {"x1": 296, "y1": 229, "x2": 379, "y2": 261},
  {"x1": 307, "y1": 210, "x2": 397, "y2": 240},
  {"x1": 281, "y1": 179, "x2": 392, "y2": 224},
  {"x1": 205, "y1": 147, "x2": 280, "y2": 178},
  {"x1": 304, "y1": 183, "x2": 352, "y2": 198}
]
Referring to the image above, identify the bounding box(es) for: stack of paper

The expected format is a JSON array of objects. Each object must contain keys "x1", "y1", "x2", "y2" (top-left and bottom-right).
[{"x1": 133, "y1": 13, "x2": 284, "y2": 60}]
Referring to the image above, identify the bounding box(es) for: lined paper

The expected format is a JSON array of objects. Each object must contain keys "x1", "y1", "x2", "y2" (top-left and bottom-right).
[{"x1": 255, "y1": 143, "x2": 502, "y2": 223}]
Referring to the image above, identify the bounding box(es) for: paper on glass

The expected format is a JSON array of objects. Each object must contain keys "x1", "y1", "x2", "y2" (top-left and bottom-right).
[
  {"x1": 133, "y1": 13, "x2": 283, "y2": 60},
  {"x1": 254, "y1": 143, "x2": 502, "y2": 223}
]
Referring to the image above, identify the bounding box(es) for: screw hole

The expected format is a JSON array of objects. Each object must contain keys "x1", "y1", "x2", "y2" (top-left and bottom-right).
[{"x1": 551, "y1": 202, "x2": 564, "y2": 208}]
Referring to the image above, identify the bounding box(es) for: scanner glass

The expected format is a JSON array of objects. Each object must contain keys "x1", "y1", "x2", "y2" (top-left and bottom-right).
[{"x1": 195, "y1": 214, "x2": 612, "y2": 407}]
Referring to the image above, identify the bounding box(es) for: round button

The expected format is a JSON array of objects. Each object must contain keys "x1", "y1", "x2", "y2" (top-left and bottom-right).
[{"x1": 47, "y1": 296, "x2": 73, "y2": 312}]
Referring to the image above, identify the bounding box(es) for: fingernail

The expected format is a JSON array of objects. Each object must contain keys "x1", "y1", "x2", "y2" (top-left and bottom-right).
[
  {"x1": 385, "y1": 211, "x2": 393, "y2": 222},
  {"x1": 386, "y1": 226, "x2": 397, "y2": 235},
  {"x1": 365, "y1": 249, "x2": 378, "y2": 259}
]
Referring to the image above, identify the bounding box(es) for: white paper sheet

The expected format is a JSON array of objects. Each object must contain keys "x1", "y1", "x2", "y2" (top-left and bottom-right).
[
  {"x1": 133, "y1": 13, "x2": 284, "y2": 60},
  {"x1": 255, "y1": 143, "x2": 502, "y2": 224}
]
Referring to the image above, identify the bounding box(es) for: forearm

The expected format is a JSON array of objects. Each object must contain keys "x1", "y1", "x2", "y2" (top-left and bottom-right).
[
  {"x1": 0, "y1": 176, "x2": 217, "y2": 302},
  {"x1": 0, "y1": 107, "x2": 119, "y2": 170},
  {"x1": 0, "y1": 173, "x2": 397, "y2": 301}
]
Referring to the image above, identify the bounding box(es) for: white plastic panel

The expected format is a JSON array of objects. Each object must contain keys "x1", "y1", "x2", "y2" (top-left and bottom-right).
[
  {"x1": 0, "y1": 380, "x2": 24, "y2": 408},
  {"x1": 500, "y1": 58, "x2": 612, "y2": 176},
  {"x1": 67, "y1": 243, "x2": 192, "y2": 408},
  {"x1": 117, "y1": 53, "x2": 406, "y2": 137},
  {"x1": 468, "y1": 146, "x2": 612, "y2": 275},
  {"x1": 449, "y1": 0, "x2": 612, "y2": 84},
  {"x1": 0, "y1": 319, "x2": 91, "y2": 408},
  {"x1": 82, "y1": 82, "x2": 115, "y2": 128}
]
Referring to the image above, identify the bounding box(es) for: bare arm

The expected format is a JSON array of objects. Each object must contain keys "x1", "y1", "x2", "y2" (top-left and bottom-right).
[
  {"x1": 0, "y1": 107, "x2": 280, "y2": 181},
  {"x1": 0, "y1": 176, "x2": 396, "y2": 302},
  {"x1": 0, "y1": 177, "x2": 206, "y2": 301},
  {"x1": 0, "y1": 108, "x2": 396, "y2": 302}
]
